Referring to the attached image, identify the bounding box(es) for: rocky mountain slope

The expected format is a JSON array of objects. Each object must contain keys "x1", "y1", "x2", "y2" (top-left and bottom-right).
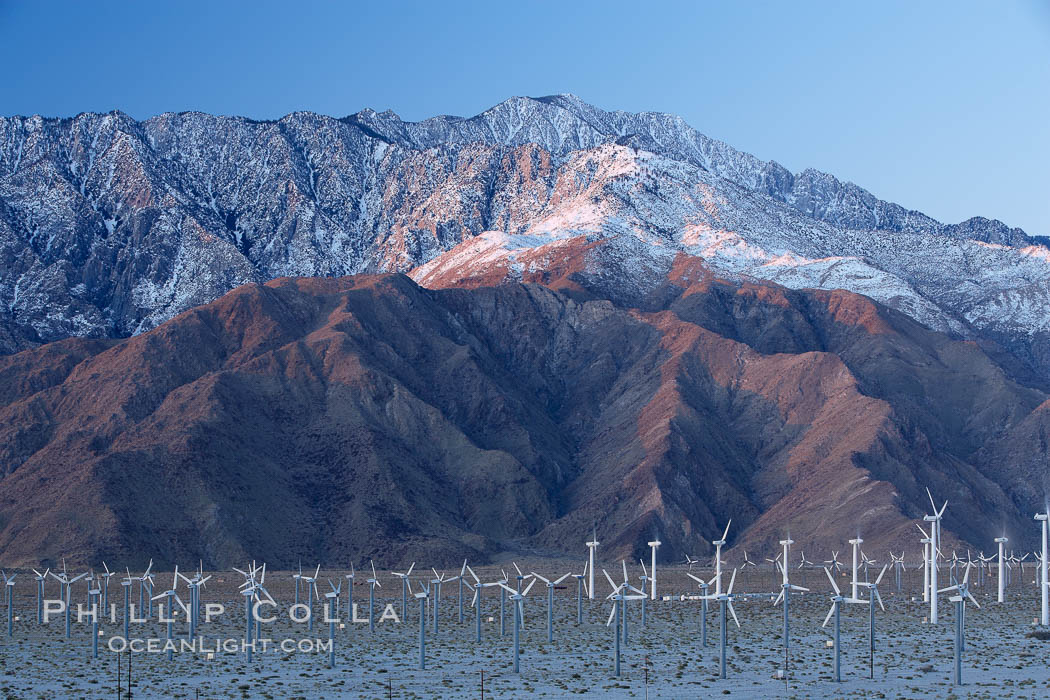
[
  {"x1": 2, "y1": 95, "x2": 1049, "y2": 381},
  {"x1": 0, "y1": 265, "x2": 1044, "y2": 567}
]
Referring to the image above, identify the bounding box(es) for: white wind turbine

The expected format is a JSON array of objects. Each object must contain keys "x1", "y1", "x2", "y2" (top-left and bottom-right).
[
  {"x1": 324, "y1": 580, "x2": 340, "y2": 669},
  {"x1": 711, "y1": 520, "x2": 731, "y2": 595},
  {"x1": 1036, "y1": 511, "x2": 1048, "y2": 625},
  {"x1": 100, "y1": 562, "x2": 115, "y2": 610},
  {"x1": 822, "y1": 566, "x2": 866, "y2": 682},
  {"x1": 647, "y1": 538, "x2": 661, "y2": 600},
  {"x1": 714, "y1": 568, "x2": 741, "y2": 680},
  {"x1": 31, "y1": 567, "x2": 49, "y2": 624},
  {"x1": 531, "y1": 570, "x2": 572, "y2": 642},
  {"x1": 858, "y1": 564, "x2": 889, "y2": 680},
  {"x1": 603, "y1": 574, "x2": 647, "y2": 677},
  {"x1": 48, "y1": 564, "x2": 87, "y2": 639},
  {"x1": 938, "y1": 561, "x2": 980, "y2": 685},
  {"x1": 429, "y1": 567, "x2": 459, "y2": 635},
  {"x1": 586, "y1": 529, "x2": 599, "y2": 599},
  {"x1": 848, "y1": 537, "x2": 863, "y2": 599},
  {"x1": 344, "y1": 562, "x2": 356, "y2": 617},
  {"x1": 773, "y1": 537, "x2": 809, "y2": 663},
  {"x1": 991, "y1": 537, "x2": 1007, "y2": 604},
  {"x1": 498, "y1": 577, "x2": 537, "y2": 673},
  {"x1": 687, "y1": 569, "x2": 716, "y2": 647},
  {"x1": 300, "y1": 564, "x2": 321, "y2": 632},
  {"x1": 366, "y1": 560, "x2": 382, "y2": 633},
  {"x1": 392, "y1": 562, "x2": 415, "y2": 621},
  {"x1": 923, "y1": 489, "x2": 948, "y2": 624},
  {"x1": 150, "y1": 567, "x2": 187, "y2": 661},
  {"x1": 572, "y1": 560, "x2": 589, "y2": 624}
]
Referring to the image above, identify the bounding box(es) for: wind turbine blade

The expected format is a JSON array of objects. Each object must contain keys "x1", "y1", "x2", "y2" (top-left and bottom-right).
[
  {"x1": 824, "y1": 567, "x2": 840, "y2": 595},
  {"x1": 966, "y1": 590, "x2": 980, "y2": 609},
  {"x1": 405, "y1": 562, "x2": 412, "y2": 576},
  {"x1": 926, "y1": 487, "x2": 937, "y2": 512},
  {"x1": 728, "y1": 601, "x2": 740, "y2": 628},
  {"x1": 874, "y1": 587, "x2": 884, "y2": 612},
  {"x1": 523, "y1": 579, "x2": 537, "y2": 596},
  {"x1": 603, "y1": 569, "x2": 616, "y2": 592},
  {"x1": 460, "y1": 559, "x2": 468, "y2": 577},
  {"x1": 371, "y1": 560, "x2": 377, "y2": 580},
  {"x1": 467, "y1": 566, "x2": 480, "y2": 584},
  {"x1": 640, "y1": 559, "x2": 648, "y2": 578},
  {"x1": 621, "y1": 560, "x2": 628, "y2": 583},
  {"x1": 513, "y1": 562, "x2": 523, "y2": 577},
  {"x1": 722, "y1": 519, "x2": 731, "y2": 542},
  {"x1": 822, "y1": 603, "x2": 835, "y2": 628},
  {"x1": 314, "y1": 564, "x2": 321, "y2": 580},
  {"x1": 554, "y1": 573, "x2": 572, "y2": 585},
  {"x1": 471, "y1": 588, "x2": 478, "y2": 607},
  {"x1": 875, "y1": 564, "x2": 888, "y2": 585},
  {"x1": 727, "y1": 568, "x2": 738, "y2": 595},
  {"x1": 773, "y1": 590, "x2": 784, "y2": 606},
  {"x1": 606, "y1": 604, "x2": 617, "y2": 627}
]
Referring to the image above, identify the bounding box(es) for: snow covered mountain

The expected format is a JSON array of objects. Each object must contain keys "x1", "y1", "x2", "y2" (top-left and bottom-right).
[{"x1": 1, "y1": 94, "x2": 1048, "y2": 378}]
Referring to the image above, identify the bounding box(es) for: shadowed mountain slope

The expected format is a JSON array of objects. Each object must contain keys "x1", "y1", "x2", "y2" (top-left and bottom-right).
[{"x1": 0, "y1": 261, "x2": 1043, "y2": 568}]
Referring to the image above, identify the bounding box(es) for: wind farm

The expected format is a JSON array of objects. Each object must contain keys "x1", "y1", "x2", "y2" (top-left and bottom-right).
[{"x1": 1, "y1": 511, "x2": 1050, "y2": 698}]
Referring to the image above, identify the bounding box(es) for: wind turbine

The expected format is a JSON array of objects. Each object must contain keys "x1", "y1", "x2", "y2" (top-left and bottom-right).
[
  {"x1": 917, "y1": 524, "x2": 932, "y2": 603},
  {"x1": 647, "y1": 538, "x2": 661, "y2": 600},
  {"x1": 924, "y1": 488, "x2": 948, "y2": 624},
  {"x1": 890, "y1": 552, "x2": 906, "y2": 593},
  {"x1": 714, "y1": 568, "x2": 741, "y2": 680},
  {"x1": 100, "y1": 562, "x2": 115, "y2": 610},
  {"x1": 300, "y1": 564, "x2": 321, "y2": 632},
  {"x1": 429, "y1": 568, "x2": 459, "y2": 636},
  {"x1": 604, "y1": 576, "x2": 647, "y2": 677},
  {"x1": 858, "y1": 565, "x2": 888, "y2": 680},
  {"x1": 366, "y1": 560, "x2": 381, "y2": 634},
  {"x1": 938, "y1": 562, "x2": 980, "y2": 685},
  {"x1": 531, "y1": 571, "x2": 572, "y2": 642},
  {"x1": 88, "y1": 581, "x2": 101, "y2": 658},
  {"x1": 798, "y1": 550, "x2": 813, "y2": 587},
  {"x1": 150, "y1": 568, "x2": 186, "y2": 661},
  {"x1": 586, "y1": 529, "x2": 599, "y2": 600},
  {"x1": 324, "y1": 580, "x2": 341, "y2": 668},
  {"x1": 414, "y1": 581, "x2": 430, "y2": 670},
  {"x1": 31, "y1": 568, "x2": 48, "y2": 624},
  {"x1": 687, "y1": 570, "x2": 715, "y2": 647},
  {"x1": 712, "y1": 520, "x2": 731, "y2": 595},
  {"x1": 463, "y1": 566, "x2": 483, "y2": 643},
  {"x1": 824, "y1": 551, "x2": 844, "y2": 576},
  {"x1": 822, "y1": 566, "x2": 865, "y2": 682},
  {"x1": 1036, "y1": 511, "x2": 1048, "y2": 626},
  {"x1": 498, "y1": 578, "x2": 537, "y2": 673},
  {"x1": 683, "y1": 554, "x2": 699, "y2": 570},
  {"x1": 392, "y1": 562, "x2": 415, "y2": 622},
  {"x1": 772, "y1": 537, "x2": 809, "y2": 666},
  {"x1": 638, "y1": 560, "x2": 651, "y2": 626},
  {"x1": 120, "y1": 569, "x2": 133, "y2": 639},
  {"x1": 848, "y1": 537, "x2": 863, "y2": 599},
  {"x1": 344, "y1": 562, "x2": 355, "y2": 617},
  {"x1": 49, "y1": 565, "x2": 87, "y2": 638},
  {"x1": 572, "y1": 560, "x2": 589, "y2": 624},
  {"x1": 741, "y1": 550, "x2": 757, "y2": 586},
  {"x1": 458, "y1": 560, "x2": 468, "y2": 623}
]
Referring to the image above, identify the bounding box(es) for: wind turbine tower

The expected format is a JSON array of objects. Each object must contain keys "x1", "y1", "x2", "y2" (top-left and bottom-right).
[
  {"x1": 647, "y1": 539, "x2": 661, "y2": 600},
  {"x1": 849, "y1": 537, "x2": 863, "y2": 600},
  {"x1": 586, "y1": 530, "x2": 599, "y2": 600},
  {"x1": 995, "y1": 536, "x2": 1008, "y2": 603},
  {"x1": 1037, "y1": 512, "x2": 1049, "y2": 626}
]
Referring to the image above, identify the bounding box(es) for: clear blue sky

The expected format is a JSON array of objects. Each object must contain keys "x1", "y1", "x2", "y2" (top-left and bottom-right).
[{"x1": 1, "y1": 0, "x2": 1047, "y2": 235}]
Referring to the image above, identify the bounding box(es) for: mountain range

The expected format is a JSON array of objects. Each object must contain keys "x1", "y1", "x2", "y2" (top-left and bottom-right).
[{"x1": 0, "y1": 95, "x2": 1047, "y2": 566}]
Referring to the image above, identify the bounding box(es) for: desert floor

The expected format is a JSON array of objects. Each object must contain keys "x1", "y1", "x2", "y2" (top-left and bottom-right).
[{"x1": 0, "y1": 562, "x2": 1048, "y2": 698}]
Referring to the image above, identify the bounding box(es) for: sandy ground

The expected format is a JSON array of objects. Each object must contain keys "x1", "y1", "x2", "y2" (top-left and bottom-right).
[{"x1": 0, "y1": 563, "x2": 1048, "y2": 698}]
